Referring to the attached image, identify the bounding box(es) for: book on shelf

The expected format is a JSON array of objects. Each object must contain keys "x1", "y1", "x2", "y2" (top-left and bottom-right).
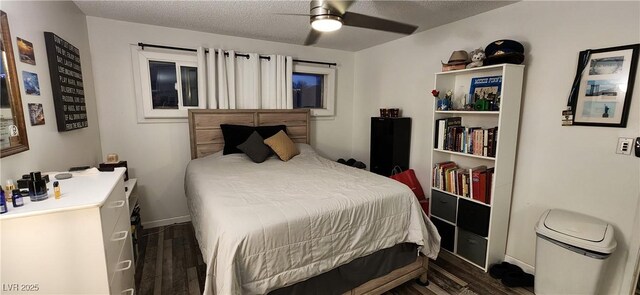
[
  {"x1": 486, "y1": 167, "x2": 494, "y2": 204},
  {"x1": 434, "y1": 117, "x2": 461, "y2": 149},
  {"x1": 469, "y1": 166, "x2": 494, "y2": 204},
  {"x1": 434, "y1": 123, "x2": 499, "y2": 157},
  {"x1": 432, "y1": 161, "x2": 494, "y2": 205}
]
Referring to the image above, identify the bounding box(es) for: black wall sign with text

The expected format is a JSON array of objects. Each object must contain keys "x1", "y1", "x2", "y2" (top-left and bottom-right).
[{"x1": 44, "y1": 32, "x2": 88, "y2": 132}]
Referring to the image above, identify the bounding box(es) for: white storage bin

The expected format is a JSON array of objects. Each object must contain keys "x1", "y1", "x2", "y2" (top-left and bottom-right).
[{"x1": 534, "y1": 209, "x2": 616, "y2": 295}]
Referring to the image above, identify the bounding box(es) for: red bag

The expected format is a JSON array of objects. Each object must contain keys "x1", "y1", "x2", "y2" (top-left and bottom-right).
[
  {"x1": 419, "y1": 199, "x2": 430, "y2": 216},
  {"x1": 390, "y1": 167, "x2": 426, "y2": 200}
]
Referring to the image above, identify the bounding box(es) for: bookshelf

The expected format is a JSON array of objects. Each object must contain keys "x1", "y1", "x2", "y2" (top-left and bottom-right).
[{"x1": 429, "y1": 64, "x2": 524, "y2": 271}]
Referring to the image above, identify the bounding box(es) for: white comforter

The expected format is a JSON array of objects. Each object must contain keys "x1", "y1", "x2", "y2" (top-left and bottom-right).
[{"x1": 184, "y1": 144, "x2": 440, "y2": 295}]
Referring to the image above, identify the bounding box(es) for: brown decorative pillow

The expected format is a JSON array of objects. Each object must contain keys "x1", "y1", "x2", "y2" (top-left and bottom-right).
[{"x1": 263, "y1": 130, "x2": 300, "y2": 161}]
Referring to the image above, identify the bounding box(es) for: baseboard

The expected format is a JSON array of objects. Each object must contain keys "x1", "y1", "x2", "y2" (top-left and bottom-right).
[
  {"x1": 142, "y1": 215, "x2": 191, "y2": 228},
  {"x1": 504, "y1": 254, "x2": 535, "y2": 274}
]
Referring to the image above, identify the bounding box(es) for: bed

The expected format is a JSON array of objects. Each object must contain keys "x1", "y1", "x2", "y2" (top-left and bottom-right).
[{"x1": 185, "y1": 109, "x2": 440, "y2": 295}]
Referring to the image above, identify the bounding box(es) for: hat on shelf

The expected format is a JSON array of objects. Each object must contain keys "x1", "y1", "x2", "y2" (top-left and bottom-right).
[
  {"x1": 484, "y1": 40, "x2": 525, "y2": 65},
  {"x1": 442, "y1": 50, "x2": 470, "y2": 66}
]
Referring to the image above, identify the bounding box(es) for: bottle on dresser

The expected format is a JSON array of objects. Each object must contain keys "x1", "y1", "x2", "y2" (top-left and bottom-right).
[
  {"x1": 1, "y1": 190, "x2": 7, "y2": 214},
  {"x1": 29, "y1": 172, "x2": 48, "y2": 202},
  {"x1": 4, "y1": 180, "x2": 14, "y2": 202},
  {"x1": 12, "y1": 189, "x2": 24, "y2": 207}
]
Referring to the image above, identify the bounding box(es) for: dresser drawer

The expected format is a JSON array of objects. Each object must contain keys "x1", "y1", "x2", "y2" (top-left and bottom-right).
[
  {"x1": 456, "y1": 228, "x2": 487, "y2": 268},
  {"x1": 101, "y1": 178, "x2": 126, "y2": 243},
  {"x1": 431, "y1": 189, "x2": 457, "y2": 223},
  {"x1": 110, "y1": 233, "x2": 134, "y2": 295},
  {"x1": 105, "y1": 208, "x2": 131, "y2": 283}
]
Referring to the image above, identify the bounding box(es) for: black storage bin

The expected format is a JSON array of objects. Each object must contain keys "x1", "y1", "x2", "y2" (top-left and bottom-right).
[
  {"x1": 370, "y1": 117, "x2": 411, "y2": 176},
  {"x1": 431, "y1": 217, "x2": 455, "y2": 252},
  {"x1": 457, "y1": 228, "x2": 488, "y2": 268},
  {"x1": 457, "y1": 198, "x2": 490, "y2": 237},
  {"x1": 430, "y1": 189, "x2": 457, "y2": 223}
]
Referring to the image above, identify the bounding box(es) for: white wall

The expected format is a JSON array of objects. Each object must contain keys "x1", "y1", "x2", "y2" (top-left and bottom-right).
[
  {"x1": 352, "y1": 1, "x2": 639, "y2": 294},
  {"x1": 0, "y1": 1, "x2": 102, "y2": 182},
  {"x1": 86, "y1": 17, "x2": 355, "y2": 227}
]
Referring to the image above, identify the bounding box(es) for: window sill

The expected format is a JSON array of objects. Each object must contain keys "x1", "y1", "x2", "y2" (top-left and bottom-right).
[{"x1": 309, "y1": 108, "x2": 335, "y2": 117}]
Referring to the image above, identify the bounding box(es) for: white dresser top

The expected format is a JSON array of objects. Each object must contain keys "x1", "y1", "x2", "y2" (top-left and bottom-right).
[{"x1": 1, "y1": 168, "x2": 126, "y2": 220}]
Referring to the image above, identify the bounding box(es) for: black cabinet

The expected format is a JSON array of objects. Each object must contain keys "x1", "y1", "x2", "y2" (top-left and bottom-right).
[
  {"x1": 457, "y1": 199, "x2": 491, "y2": 237},
  {"x1": 370, "y1": 117, "x2": 411, "y2": 176},
  {"x1": 431, "y1": 217, "x2": 455, "y2": 252}
]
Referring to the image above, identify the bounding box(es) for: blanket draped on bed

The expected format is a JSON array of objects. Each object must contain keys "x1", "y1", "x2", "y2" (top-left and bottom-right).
[{"x1": 185, "y1": 144, "x2": 441, "y2": 294}]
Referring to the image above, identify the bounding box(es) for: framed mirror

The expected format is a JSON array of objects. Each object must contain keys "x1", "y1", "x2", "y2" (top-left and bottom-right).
[{"x1": 1, "y1": 10, "x2": 29, "y2": 157}]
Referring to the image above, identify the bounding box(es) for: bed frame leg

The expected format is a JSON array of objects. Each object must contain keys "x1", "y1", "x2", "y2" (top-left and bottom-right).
[
  {"x1": 415, "y1": 273, "x2": 429, "y2": 287},
  {"x1": 416, "y1": 254, "x2": 429, "y2": 286}
]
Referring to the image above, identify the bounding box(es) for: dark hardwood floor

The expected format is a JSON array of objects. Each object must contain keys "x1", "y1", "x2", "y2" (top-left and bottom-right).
[{"x1": 134, "y1": 222, "x2": 534, "y2": 295}]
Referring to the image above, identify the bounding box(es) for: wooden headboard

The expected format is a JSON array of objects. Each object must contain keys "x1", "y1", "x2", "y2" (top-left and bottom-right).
[{"x1": 188, "y1": 109, "x2": 310, "y2": 159}]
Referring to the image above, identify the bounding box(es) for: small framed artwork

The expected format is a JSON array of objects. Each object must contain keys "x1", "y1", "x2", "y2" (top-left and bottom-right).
[
  {"x1": 572, "y1": 44, "x2": 639, "y2": 127},
  {"x1": 22, "y1": 71, "x2": 40, "y2": 95},
  {"x1": 28, "y1": 103, "x2": 45, "y2": 126},
  {"x1": 17, "y1": 37, "x2": 36, "y2": 65}
]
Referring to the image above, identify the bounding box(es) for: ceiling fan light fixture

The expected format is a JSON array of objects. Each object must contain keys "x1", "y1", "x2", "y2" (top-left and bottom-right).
[{"x1": 311, "y1": 15, "x2": 342, "y2": 32}]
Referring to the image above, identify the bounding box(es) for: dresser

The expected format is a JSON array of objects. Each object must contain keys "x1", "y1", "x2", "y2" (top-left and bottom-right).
[{"x1": 0, "y1": 168, "x2": 134, "y2": 295}]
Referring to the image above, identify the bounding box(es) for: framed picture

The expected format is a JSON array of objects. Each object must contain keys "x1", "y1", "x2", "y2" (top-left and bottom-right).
[
  {"x1": 469, "y1": 75, "x2": 502, "y2": 110},
  {"x1": 22, "y1": 71, "x2": 40, "y2": 95},
  {"x1": 28, "y1": 103, "x2": 45, "y2": 126},
  {"x1": 17, "y1": 37, "x2": 35, "y2": 65},
  {"x1": 572, "y1": 44, "x2": 639, "y2": 127}
]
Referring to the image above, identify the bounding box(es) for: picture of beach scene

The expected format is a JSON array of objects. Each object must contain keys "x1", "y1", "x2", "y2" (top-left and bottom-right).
[{"x1": 581, "y1": 101, "x2": 617, "y2": 118}]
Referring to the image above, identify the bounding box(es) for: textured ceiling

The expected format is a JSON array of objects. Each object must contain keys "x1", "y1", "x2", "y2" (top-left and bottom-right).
[{"x1": 74, "y1": 1, "x2": 516, "y2": 52}]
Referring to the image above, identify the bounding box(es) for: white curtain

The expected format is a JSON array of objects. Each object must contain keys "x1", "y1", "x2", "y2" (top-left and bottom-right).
[
  {"x1": 217, "y1": 49, "x2": 235, "y2": 109},
  {"x1": 197, "y1": 47, "x2": 208, "y2": 108},
  {"x1": 235, "y1": 53, "x2": 261, "y2": 109},
  {"x1": 261, "y1": 55, "x2": 293, "y2": 109},
  {"x1": 205, "y1": 47, "x2": 217, "y2": 109},
  {"x1": 203, "y1": 48, "x2": 292, "y2": 110}
]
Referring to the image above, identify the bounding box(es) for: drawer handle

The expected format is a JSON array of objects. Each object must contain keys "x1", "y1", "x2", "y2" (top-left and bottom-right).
[
  {"x1": 467, "y1": 239, "x2": 478, "y2": 245},
  {"x1": 111, "y1": 230, "x2": 128, "y2": 242},
  {"x1": 121, "y1": 288, "x2": 135, "y2": 295},
  {"x1": 439, "y1": 200, "x2": 448, "y2": 204},
  {"x1": 115, "y1": 260, "x2": 132, "y2": 272},
  {"x1": 109, "y1": 200, "x2": 126, "y2": 209}
]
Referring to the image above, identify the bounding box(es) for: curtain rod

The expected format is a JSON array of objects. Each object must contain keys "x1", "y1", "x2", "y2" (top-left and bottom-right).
[{"x1": 137, "y1": 42, "x2": 337, "y2": 67}]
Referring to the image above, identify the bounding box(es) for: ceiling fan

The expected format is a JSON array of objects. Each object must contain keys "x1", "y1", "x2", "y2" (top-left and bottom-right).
[{"x1": 279, "y1": 0, "x2": 419, "y2": 46}]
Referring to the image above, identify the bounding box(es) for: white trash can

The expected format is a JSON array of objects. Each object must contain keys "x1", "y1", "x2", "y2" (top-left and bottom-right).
[{"x1": 534, "y1": 209, "x2": 616, "y2": 295}]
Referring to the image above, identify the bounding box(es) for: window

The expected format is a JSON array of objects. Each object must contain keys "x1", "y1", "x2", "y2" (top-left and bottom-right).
[
  {"x1": 292, "y1": 64, "x2": 335, "y2": 117},
  {"x1": 132, "y1": 47, "x2": 204, "y2": 122}
]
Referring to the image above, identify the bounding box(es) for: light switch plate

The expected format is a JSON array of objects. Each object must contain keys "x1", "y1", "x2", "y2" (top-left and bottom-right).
[{"x1": 617, "y1": 137, "x2": 634, "y2": 155}]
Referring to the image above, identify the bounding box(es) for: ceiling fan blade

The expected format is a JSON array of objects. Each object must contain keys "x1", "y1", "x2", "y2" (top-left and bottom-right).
[
  {"x1": 342, "y1": 12, "x2": 418, "y2": 35},
  {"x1": 325, "y1": 0, "x2": 354, "y2": 15},
  {"x1": 304, "y1": 30, "x2": 321, "y2": 46},
  {"x1": 273, "y1": 13, "x2": 312, "y2": 16}
]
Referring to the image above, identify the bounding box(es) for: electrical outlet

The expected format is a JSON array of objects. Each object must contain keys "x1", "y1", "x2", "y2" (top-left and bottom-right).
[{"x1": 617, "y1": 137, "x2": 634, "y2": 155}]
